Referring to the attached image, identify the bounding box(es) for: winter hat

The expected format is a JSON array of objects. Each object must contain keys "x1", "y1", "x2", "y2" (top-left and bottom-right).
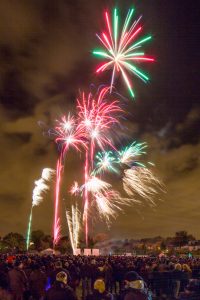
[
  {"x1": 56, "y1": 271, "x2": 68, "y2": 285},
  {"x1": 94, "y1": 279, "x2": 106, "y2": 293},
  {"x1": 124, "y1": 271, "x2": 140, "y2": 282}
]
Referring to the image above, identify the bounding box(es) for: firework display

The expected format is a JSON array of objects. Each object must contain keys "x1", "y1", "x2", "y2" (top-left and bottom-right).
[
  {"x1": 52, "y1": 114, "x2": 87, "y2": 246},
  {"x1": 81, "y1": 176, "x2": 134, "y2": 225},
  {"x1": 76, "y1": 86, "x2": 122, "y2": 245},
  {"x1": 93, "y1": 8, "x2": 154, "y2": 97},
  {"x1": 93, "y1": 141, "x2": 149, "y2": 175},
  {"x1": 26, "y1": 168, "x2": 55, "y2": 250},
  {"x1": 80, "y1": 143, "x2": 162, "y2": 225},
  {"x1": 123, "y1": 167, "x2": 161, "y2": 205},
  {"x1": 66, "y1": 204, "x2": 81, "y2": 254},
  {"x1": 93, "y1": 151, "x2": 119, "y2": 175},
  {"x1": 76, "y1": 86, "x2": 122, "y2": 156},
  {"x1": 27, "y1": 6, "x2": 159, "y2": 252}
]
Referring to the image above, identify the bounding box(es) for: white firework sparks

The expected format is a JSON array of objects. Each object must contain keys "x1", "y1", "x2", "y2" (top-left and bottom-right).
[
  {"x1": 123, "y1": 167, "x2": 162, "y2": 206},
  {"x1": 66, "y1": 204, "x2": 81, "y2": 254},
  {"x1": 41, "y1": 168, "x2": 56, "y2": 181}
]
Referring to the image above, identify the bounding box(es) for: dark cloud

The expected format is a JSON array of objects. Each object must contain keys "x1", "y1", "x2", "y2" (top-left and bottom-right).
[
  {"x1": 0, "y1": 193, "x2": 24, "y2": 206},
  {"x1": 5, "y1": 132, "x2": 32, "y2": 145}
]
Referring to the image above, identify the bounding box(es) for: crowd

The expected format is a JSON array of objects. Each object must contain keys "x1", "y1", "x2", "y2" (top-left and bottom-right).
[{"x1": 0, "y1": 254, "x2": 200, "y2": 300}]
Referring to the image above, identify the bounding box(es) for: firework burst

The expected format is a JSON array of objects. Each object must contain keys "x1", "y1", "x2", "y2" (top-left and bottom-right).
[
  {"x1": 77, "y1": 86, "x2": 122, "y2": 154},
  {"x1": 76, "y1": 86, "x2": 122, "y2": 245},
  {"x1": 92, "y1": 141, "x2": 162, "y2": 217},
  {"x1": 54, "y1": 114, "x2": 86, "y2": 157},
  {"x1": 118, "y1": 141, "x2": 147, "y2": 167},
  {"x1": 52, "y1": 114, "x2": 87, "y2": 246},
  {"x1": 93, "y1": 151, "x2": 119, "y2": 175},
  {"x1": 93, "y1": 8, "x2": 154, "y2": 97},
  {"x1": 81, "y1": 175, "x2": 139, "y2": 225}
]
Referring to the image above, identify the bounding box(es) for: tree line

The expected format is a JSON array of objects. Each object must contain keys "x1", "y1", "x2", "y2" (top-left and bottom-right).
[{"x1": 0, "y1": 230, "x2": 196, "y2": 254}]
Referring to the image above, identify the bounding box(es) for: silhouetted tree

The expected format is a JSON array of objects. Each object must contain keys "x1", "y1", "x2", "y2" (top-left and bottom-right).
[
  {"x1": 41, "y1": 234, "x2": 53, "y2": 249},
  {"x1": 173, "y1": 231, "x2": 195, "y2": 248},
  {"x1": 31, "y1": 230, "x2": 45, "y2": 251},
  {"x1": 56, "y1": 236, "x2": 72, "y2": 254},
  {"x1": 160, "y1": 240, "x2": 167, "y2": 250},
  {"x1": 3, "y1": 232, "x2": 25, "y2": 251}
]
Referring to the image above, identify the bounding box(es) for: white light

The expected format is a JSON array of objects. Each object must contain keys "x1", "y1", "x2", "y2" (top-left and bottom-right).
[
  {"x1": 91, "y1": 130, "x2": 99, "y2": 139},
  {"x1": 64, "y1": 122, "x2": 72, "y2": 131},
  {"x1": 85, "y1": 119, "x2": 92, "y2": 127},
  {"x1": 66, "y1": 136, "x2": 73, "y2": 144}
]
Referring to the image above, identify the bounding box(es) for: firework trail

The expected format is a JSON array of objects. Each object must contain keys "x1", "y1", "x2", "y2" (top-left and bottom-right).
[
  {"x1": 123, "y1": 167, "x2": 161, "y2": 206},
  {"x1": 118, "y1": 141, "x2": 147, "y2": 166},
  {"x1": 52, "y1": 113, "x2": 86, "y2": 246},
  {"x1": 70, "y1": 181, "x2": 80, "y2": 196},
  {"x1": 81, "y1": 176, "x2": 116, "y2": 224},
  {"x1": 66, "y1": 204, "x2": 81, "y2": 254},
  {"x1": 76, "y1": 86, "x2": 122, "y2": 245},
  {"x1": 32, "y1": 179, "x2": 49, "y2": 206},
  {"x1": 41, "y1": 168, "x2": 56, "y2": 181},
  {"x1": 26, "y1": 168, "x2": 55, "y2": 250},
  {"x1": 84, "y1": 149, "x2": 89, "y2": 245},
  {"x1": 81, "y1": 176, "x2": 139, "y2": 225},
  {"x1": 26, "y1": 208, "x2": 33, "y2": 251},
  {"x1": 53, "y1": 158, "x2": 62, "y2": 247},
  {"x1": 93, "y1": 8, "x2": 154, "y2": 97},
  {"x1": 83, "y1": 176, "x2": 112, "y2": 193}
]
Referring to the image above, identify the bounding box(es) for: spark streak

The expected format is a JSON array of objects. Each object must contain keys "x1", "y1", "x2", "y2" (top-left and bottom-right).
[
  {"x1": 26, "y1": 168, "x2": 55, "y2": 250},
  {"x1": 123, "y1": 167, "x2": 162, "y2": 206},
  {"x1": 66, "y1": 204, "x2": 81, "y2": 254}
]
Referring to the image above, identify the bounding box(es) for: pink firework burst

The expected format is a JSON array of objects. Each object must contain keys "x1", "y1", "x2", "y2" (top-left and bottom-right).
[
  {"x1": 54, "y1": 114, "x2": 87, "y2": 157},
  {"x1": 76, "y1": 86, "x2": 122, "y2": 245},
  {"x1": 77, "y1": 86, "x2": 122, "y2": 155},
  {"x1": 52, "y1": 113, "x2": 87, "y2": 246}
]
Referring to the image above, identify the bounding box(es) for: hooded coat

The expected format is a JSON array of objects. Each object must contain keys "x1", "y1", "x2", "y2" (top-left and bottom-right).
[
  {"x1": 120, "y1": 271, "x2": 150, "y2": 300},
  {"x1": 44, "y1": 281, "x2": 77, "y2": 300}
]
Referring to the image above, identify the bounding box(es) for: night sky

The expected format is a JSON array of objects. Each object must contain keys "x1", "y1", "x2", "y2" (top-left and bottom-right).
[{"x1": 0, "y1": 0, "x2": 199, "y2": 239}]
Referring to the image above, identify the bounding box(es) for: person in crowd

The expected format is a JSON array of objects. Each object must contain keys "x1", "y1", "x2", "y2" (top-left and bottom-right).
[
  {"x1": 80, "y1": 259, "x2": 91, "y2": 299},
  {"x1": 178, "y1": 278, "x2": 200, "y2": 300},
  {"x1": 8, "y1": 260, "x2": 28, "y2": 300},
  {"x1": 68, "y1": 260, "x2": 80, "y2": 292},
  {"x1": 86, "y1": 278, "x2": 114, "y2": 300},
  {"x1": 89, "y1": 259, "x2": 99, "y2": 291},
  {"x1": 113, "y1": 262, "x2": 124, "y2": 294},
  {"x1": 150, "y1": 265, "x2": 160, "y2": 298},
  {"x1": 172, "y1": 263, "x2": 183, "y2": 299},
  {"x1": 44, "y1": 271, "x2": 77, "y2": 300},
  {"x1": 103, "y1": 261, "x2": 114, "y2": 293},
  {"x1": 29, "y1": 263, "x2": 47, "y2": 300},
  {"x1": 1, "y1": 253, "x2": 200, "y2": 300},
  {"x1": 181, "y1": 264, "x2": 192, "y2": 292},
  {"x1": 0, "y1": 270, "x2": 12, "y2": 300},
  {"x1": 119, "y1": 271, "x2": 151, "y2": 300},
  {"x1": 49, "y1": 260, "x2": 69, "y2": 286}
]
